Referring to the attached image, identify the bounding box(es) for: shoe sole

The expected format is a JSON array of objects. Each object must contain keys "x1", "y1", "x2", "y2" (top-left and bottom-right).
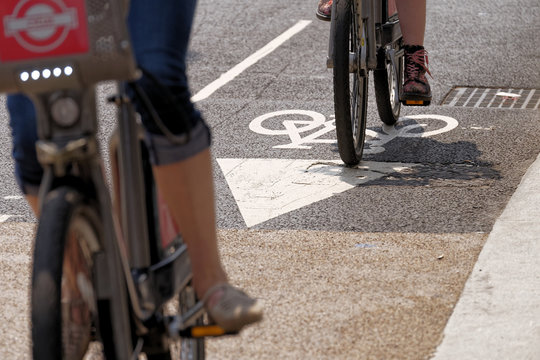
[{"x1": 316, "y1": 11, "x2": 331, "y2": 22}]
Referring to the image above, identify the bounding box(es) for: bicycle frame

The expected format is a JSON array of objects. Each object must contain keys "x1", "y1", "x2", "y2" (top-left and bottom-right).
[
  {"x1": 29, "y1": 80, "x2": 204, "y2": 358},
  {"x1": 327, "y1": 0, "x2": 402, "y2": 70}
]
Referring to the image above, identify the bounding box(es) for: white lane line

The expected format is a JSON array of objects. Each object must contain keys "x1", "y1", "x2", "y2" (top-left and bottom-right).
[
  {"x1": 432, "y1": 153, "x2": 540, "y2": 359},
  {"x1": 0, "y1": 215, "x2": 12, "y2": 222},
  {"x1": 191, "y1": 20, "x2": 312, "y2": 103}
]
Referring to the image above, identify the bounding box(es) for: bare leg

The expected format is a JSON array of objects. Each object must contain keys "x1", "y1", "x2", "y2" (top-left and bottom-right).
[
  {"x1": 26, "y1": 194, "x2": 39, "y2": 216},
  {"x1": 152, "y1": 149, "x2": 227, "y2": 299},
  {"x1": 395, "y1": 0, "x2": 426, "y2": 45}
]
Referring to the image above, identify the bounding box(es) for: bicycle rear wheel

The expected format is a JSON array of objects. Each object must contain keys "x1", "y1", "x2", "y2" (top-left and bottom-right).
[
  {"x1": 332, "y1": 0, "x2": 368, "y2": 166},
  {"x1": 31, "y1": 187, "x2": 100, "y2": 360},
  {"x1": 374, "y1": 43, "x2": 403, "y2": 125}
]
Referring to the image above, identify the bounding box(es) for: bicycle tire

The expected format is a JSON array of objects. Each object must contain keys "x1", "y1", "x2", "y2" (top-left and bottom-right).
[
  {"x1": 332, "y1": 0, "x2": 369, "y2": 166},
  {"x1": 374, "y1": 44, "x2": 403, "y2": 125},
  {"x1": 31, "y1": 187, "x2": 100, "y2": 360}
]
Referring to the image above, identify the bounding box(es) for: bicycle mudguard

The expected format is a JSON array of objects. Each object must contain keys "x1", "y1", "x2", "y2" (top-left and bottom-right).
[{"x1": 0, "y1": 0, "x2": 138, "y2": 94}]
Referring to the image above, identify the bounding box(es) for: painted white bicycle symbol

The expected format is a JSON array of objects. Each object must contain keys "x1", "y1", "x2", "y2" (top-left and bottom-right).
[{"x1": 249, "y1": 109, "x2": 459, "y2": 154}]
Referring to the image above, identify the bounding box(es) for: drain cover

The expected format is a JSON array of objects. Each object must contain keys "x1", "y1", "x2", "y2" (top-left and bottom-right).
[{"x1": 441, "y1": 87, "x2": 539, "y2": 109}]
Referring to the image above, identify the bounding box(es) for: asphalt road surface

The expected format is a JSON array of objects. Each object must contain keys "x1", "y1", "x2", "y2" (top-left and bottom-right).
[{"x1": 0, "y1": 0, "x2": 539, "y2": 359}]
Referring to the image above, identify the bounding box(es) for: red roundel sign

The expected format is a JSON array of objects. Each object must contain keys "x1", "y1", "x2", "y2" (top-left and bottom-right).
[{"x1": 0, "y1": 0, "x2": 89, "y2": 62}]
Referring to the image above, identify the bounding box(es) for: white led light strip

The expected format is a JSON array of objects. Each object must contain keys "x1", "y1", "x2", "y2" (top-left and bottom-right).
[{"x1": 19, "y1": 66, "x2": 74, "y2": 82}]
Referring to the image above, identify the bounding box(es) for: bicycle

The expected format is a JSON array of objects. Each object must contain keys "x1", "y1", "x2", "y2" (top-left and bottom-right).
[
  {"x1": 0, "y1": 1, "x2": 232, "y2": 358},
  {"x1": 327, "y1": 0, "x2": 428, "y2": 166}
]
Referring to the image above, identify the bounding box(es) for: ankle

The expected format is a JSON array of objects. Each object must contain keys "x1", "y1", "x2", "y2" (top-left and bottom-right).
[
  {"x1": 404, "y1": 44, "x2": 425, "y2": 53},
  {"x1": 203, "y1": 285, "x2": 226, "y2": 308},
  {"x1": 194, "y1": 273, "x2": 228, "y2": 299}
]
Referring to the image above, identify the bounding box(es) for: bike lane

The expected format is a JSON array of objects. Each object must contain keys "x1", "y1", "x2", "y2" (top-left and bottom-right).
[
  {"x1": 0, "y1": 0, "x2": 538, "y2": 358},
  {"x1": 202, "y1": 101, "x2": 539, "y2": 360},
  {"x1": 187, "y1": 0, "x2": 540, "y2": 358}
]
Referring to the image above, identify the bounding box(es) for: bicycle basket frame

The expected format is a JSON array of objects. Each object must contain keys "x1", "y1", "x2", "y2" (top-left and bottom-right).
[{"x1": 0, "y1": 0, "x2": 138, "y2": 94}]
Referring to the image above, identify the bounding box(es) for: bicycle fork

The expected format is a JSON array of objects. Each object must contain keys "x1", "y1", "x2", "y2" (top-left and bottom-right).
[{"x1": 327, "y1": 0, "x2": 374, "y2": 73}]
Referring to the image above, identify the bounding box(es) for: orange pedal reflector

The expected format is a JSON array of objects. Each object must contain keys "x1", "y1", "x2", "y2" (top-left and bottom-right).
[
  {"x1": 405, "y1": 100, "x2": 424, "y2": 105},
  {"x1": 191, "y1": 325, "x2": 226, "y2": 337}
]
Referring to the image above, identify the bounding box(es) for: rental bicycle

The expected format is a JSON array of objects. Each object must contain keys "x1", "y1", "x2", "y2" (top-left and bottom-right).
[
  {"x1": 328, "y1": 0, "x2": 422, "y2": 166},
  {"x1": 0, "y1": 0, "x2": 231, "y2": 358}
]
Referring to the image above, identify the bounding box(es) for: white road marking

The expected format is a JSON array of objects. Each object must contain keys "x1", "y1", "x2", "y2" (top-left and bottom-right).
[
  {"x1": 3, "y1": 196, "x2": 23, "y2": 200},
  {"x1": 0, "y1": 215, "x2": 12, "y2": 222},
  {"x1": 217, "y1": 158, "x2": 416, "y2": 227},
  {"x1": 191, "y1": 20, "x2": 312, "y2": 103},
  {"x1": 250, "y1": 111, "x2": 458, "y2": 153}
]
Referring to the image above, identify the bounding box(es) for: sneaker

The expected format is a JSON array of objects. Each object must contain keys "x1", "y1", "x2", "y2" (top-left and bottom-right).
[
  {"x1": 401, "y1": 45, "x2": 432, "y2": 106},
  {"x1": 316, "y1": 0, "x2": 332, "y2": 21},
  {"x1": 203, "y1": 283, "x2": 263, "y2": 333}
]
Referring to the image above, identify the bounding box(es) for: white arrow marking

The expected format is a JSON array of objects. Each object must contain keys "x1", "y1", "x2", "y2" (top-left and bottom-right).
[{"x1": 217, "y1": 158, "x2": 416, "y2": 227}]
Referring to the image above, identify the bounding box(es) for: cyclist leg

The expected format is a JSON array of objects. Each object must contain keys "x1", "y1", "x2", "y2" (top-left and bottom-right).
[
  {"x1": 395, "y1": 0, "x2": 426, "y2": 45},
  {"x1": 395, "y1": 0, "x2": 432, "y2": 102},
  {"x1": 127, "y1": 0, "x2": 262, "y2": 331},
  {"x1": 6, "y1": 94, "x2": 42, "y2": 214}
]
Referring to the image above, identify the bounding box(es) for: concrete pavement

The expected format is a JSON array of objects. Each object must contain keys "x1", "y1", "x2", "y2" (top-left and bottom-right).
[{"x1": 432, "y1": 153, "x2": 540, "y2": 360}]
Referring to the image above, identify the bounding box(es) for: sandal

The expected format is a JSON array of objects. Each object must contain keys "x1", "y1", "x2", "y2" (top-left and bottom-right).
[{"x1": 203, "y1": 283, "x2": 263, "y2": 333}]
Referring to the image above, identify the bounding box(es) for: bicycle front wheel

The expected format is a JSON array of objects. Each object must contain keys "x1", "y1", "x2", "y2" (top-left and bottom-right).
[
  {"x1": 332, "y1": 0, "x2": 368, "y2": 166},
  {"x1": 31, "y1": 187, "x2": 100, "y2": 360}
]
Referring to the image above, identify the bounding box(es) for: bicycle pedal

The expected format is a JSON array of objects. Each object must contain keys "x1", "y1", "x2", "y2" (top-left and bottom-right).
[
  {"x1": 180, "y1": 325, "x2": 235, "y2": 338},
  {"x1": 401, "y1": 99, "x2": 431, "y2": 106}
]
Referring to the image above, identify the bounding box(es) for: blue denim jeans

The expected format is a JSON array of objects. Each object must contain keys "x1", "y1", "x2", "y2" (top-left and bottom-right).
[{"x1": 7, "y1": 0, "x2": 210, "y2": 195}]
